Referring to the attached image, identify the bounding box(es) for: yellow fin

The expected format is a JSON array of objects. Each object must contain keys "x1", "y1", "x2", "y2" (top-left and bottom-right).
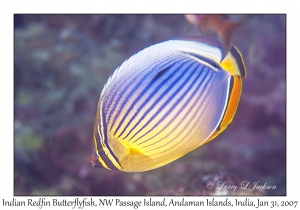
[{"x1": 220, "y1": 46, "x2": 247, "y2": 77}]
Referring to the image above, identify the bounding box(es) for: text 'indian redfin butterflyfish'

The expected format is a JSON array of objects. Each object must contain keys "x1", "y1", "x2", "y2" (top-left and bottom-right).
[{"x1": 91, "y1": 36, "x2": 247, "y2": 172}]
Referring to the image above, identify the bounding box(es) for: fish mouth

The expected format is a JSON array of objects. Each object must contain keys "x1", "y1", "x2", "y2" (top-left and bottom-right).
[{"x1": 91, "y1": 153, "x2": 103, "y2": 168}]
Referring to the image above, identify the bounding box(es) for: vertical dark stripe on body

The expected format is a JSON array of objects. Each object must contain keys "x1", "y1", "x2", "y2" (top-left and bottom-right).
[
  {"x1": 95, "y1": 130, "x2": 119, "y2": 170},
  {"x1": 136, "y1": 66, "x2": 209, "y2": 145},
  {"x1": 114, "y1": 60, "x2": 191, "y2": 139},
  {"x1": 96, "y1": 111, "x2": 104, "y2": 143},
  {"x1": 128, "y1": 61, "x2": 200, "y2": 142},
  {"x1": 133, "y1": 63, "x2": 207, "y2": 144},
  {"x1": 107, "y1": 56, "x2": 179, "y2": 132},
  {"x1": 119, "y1": 60, "x2": 195, "y2": 141},
  {"x1": 94, "y1": 126, "x2": 102, "y2": 156},
  {"x1": 147, "y1": 69, "x2": 215, "y2": 155},
  {"x1": 112, "y1": 63, "x2": 177, "y2": 137},
  {"x1": 142, "y1": 66, "x2": 214, "y2": 151},
  {"x1": 105, "y1": 69, "x2": 154, "y2": 129}
]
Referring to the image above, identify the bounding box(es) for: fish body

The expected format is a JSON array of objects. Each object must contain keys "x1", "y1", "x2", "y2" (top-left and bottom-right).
[
  {"x1": 184, "y1": 15, "x2": 243, "y2": 57},
  {"x1": 91, "y1": 36, "x2": 246, "y2": 172}
]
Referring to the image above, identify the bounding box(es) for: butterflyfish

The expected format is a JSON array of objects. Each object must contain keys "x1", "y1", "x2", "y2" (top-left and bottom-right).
[{"x1": 91, "y1": 36, "x2": 246, "y2": 172}]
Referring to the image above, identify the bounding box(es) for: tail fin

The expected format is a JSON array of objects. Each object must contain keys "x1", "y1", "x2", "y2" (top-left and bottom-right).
[{"x1": 220, "y1": 45, "x2": 247, "y2": 77}]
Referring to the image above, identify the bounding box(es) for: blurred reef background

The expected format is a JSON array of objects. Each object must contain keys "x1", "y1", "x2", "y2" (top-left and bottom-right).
[{"x1": 14, "y1": 14, "x2": 286, "y2": 196}]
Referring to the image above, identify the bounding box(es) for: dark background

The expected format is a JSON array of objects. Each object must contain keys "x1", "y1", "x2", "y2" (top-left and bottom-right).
[{"x1": 14, "y1": 14, "x2": 286, "y2": 195}]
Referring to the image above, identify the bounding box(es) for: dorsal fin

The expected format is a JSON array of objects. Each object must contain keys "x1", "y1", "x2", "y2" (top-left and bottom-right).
[{"x1": 172, "y1": 36, "x2": 223, "y2": 64}]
